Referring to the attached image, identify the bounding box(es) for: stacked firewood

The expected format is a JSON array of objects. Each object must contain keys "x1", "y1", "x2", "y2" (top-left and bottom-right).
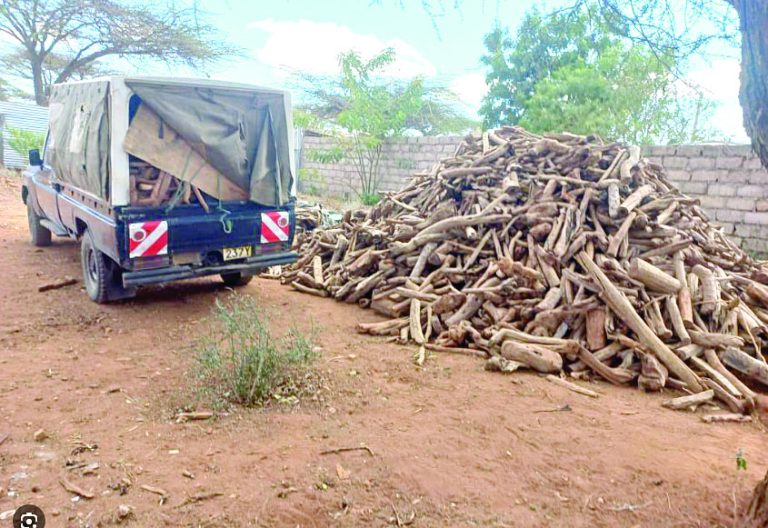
[
  {"x1": 282, "y1": 126, "x2": 768, "y2": 414},
  {"x1": 129, "y1": 160, "x2": 209, "y2": 210}
]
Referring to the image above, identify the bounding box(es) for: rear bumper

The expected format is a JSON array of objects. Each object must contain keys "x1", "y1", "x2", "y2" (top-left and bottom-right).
[{"x1": 122, "y1": 251, "x2": 297, "y2": 287}]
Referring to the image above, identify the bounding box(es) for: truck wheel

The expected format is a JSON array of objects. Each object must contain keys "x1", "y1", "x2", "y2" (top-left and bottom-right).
[
  {"x1": 221, "y1": 272, "x2": 253, "y2": 288},
  {"x1": 81, "y1": 233, "x2": 115, "y2": 303},
  {"x1": 27, "y1": 201, "x2": 52, "y2": 247}
]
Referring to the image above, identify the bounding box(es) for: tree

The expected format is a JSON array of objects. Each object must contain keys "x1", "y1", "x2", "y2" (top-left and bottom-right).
[
  {"x1": 481, "y1": 3, "x2": 717, "y2": 144},
  {"x1": 5, "y1": 126, "x2": 44, "y2": 156},
  {"x1": 296, "y1": 73, "x2": 477, "y2": 137},
  {"x1": 336, "y1": 48, "x2": 423, "y2": 200},
  {"x1": 0, "y1": 77, "x2": 29, "y2": 100},
  {"x1": 563, "y1": 1, "x2": 768, "y2": 163},
  {"x1": 480, "y1": 6, "x2": 623, "y2": 128},
  {"x1": 0, "y1": 0, "x2": 235, "y2": 105},
  {"x1": 298, "y1": 48, "x2": 475, "y2": 200}
]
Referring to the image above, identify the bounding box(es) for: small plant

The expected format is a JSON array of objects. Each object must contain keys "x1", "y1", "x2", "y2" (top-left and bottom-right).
[
  {"x1": 361, "y1": 192, "x2": 381, "y2": 206},
  {"x1": 6, "y1": 126, "x2": 44, "y2": 157},
  {"x1": 192, "y1": 294, "x2": 318, "y2": 409}
]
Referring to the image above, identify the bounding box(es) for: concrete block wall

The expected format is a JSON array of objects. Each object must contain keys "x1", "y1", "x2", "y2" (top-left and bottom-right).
[
  {"x1": 300, "y1": 137, "x2": 768, "y2": 254},
  {"x1": 299, "y1": 135, "x2": 460, "y2": 198},
  {"x1": 643, "y1": 144, "x2": 768, "y2": 254}
]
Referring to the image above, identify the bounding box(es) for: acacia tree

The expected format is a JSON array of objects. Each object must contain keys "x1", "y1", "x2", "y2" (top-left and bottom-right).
[
  {"x1": 296, "y1": 71, "x2": 477, "y2": 136},
  {"x1": 0, "y1": 0, "x2": 234, "y2": 105},
  {"x1": 298, "y1": 48, "x2": 475, "y2": 201}
]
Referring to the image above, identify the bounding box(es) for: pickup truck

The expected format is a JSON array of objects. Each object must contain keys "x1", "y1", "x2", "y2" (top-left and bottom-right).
[{"x1": 22, "y1": 76, "x2": 298, "y2": 302}]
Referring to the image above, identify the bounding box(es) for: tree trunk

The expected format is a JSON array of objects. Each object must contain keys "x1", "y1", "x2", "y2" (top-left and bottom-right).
[
  {"x1": 30, "y1": 57, "x2": 47, "y2": 106},
  {"x1": 734, "y1": 0, "x2": 768, "y2": 168},
  {"x1": 743, "y1": 469, "x2": 768, "y2": 527}
]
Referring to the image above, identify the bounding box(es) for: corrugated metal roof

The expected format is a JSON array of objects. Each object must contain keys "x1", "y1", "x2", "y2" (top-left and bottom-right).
[{"x1": 0, "y1": 101, "x2": 49, "y2": 169}]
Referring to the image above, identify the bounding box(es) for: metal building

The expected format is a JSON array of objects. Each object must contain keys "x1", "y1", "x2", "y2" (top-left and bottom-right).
[{"x1": 0, "y1": 101, "x2": 49, "y2": 169}]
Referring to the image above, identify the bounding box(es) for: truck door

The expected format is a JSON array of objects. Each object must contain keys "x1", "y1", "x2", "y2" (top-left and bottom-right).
[{"x1": 32, "y1": 166, "x2": 62, "y2": 226}]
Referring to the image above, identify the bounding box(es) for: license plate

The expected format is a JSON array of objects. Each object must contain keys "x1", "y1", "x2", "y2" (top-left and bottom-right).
[{"x1": 223, "y1": 245, "x2": 252, "y2": 261}]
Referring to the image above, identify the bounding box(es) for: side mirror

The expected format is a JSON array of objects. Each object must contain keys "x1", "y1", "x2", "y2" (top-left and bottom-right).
[{"x1": 28, "y1": 149, "x2": 42, "y2": 167}]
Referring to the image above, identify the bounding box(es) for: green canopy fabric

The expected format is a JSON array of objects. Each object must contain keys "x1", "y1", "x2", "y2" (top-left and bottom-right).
[
  {"x1": 47, "y1": 81, "x2": 110, "y2": 199},
  {"x1": 125, "y1": 81, "x2": 293, "y2": 206}
]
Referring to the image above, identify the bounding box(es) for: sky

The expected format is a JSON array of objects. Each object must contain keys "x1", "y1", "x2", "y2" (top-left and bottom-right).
[{"x1": 1, "y1": 0, "x2": 749, "y2": 142}]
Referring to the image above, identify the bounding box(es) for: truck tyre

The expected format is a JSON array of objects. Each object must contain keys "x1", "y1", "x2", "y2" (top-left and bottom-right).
[
  {"x1": 81, "y1": 232, "x2": 115, "y2": 303},
  {"x1": 27, "y1": 201, "x2": 52, "y2": 247},
  {"x1": 221, "y1": 272, "x2": 253, "y2": 288}
]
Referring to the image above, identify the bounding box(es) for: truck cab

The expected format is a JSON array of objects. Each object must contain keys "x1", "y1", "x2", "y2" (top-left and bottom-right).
[{"x1": 22, "y1": 76, "x2": 297, "y2": 302}]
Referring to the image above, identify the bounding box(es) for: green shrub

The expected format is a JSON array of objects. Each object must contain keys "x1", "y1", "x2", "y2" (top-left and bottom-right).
[
  {"x1": 6, "y1": 126, "x2": 44, "y2": 157},
  {"x1": 193, "y1": 294, "x2": 318, "y2": 408},
  {"x1": 361, "y1": 192, "x2": 381, "y2": 206}
]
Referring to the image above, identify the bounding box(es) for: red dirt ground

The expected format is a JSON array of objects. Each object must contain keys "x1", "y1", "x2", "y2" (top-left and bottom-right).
[{"x1": 0, "y1": 174, "x2": 767, "y2": 527}]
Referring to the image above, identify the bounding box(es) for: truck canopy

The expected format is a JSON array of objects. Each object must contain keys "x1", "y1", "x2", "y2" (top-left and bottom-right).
[{"x1": 46, "y1": 77, "x2": 294, "y2": 207}]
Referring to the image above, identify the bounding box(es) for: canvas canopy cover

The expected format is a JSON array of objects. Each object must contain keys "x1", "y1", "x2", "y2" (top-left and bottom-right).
[
  {"x1": 46, "y1": 77, "x2": 294, "y2": 207},
  {"x1": 47, "y1": 80, "x2": 110, "y2": 199}
]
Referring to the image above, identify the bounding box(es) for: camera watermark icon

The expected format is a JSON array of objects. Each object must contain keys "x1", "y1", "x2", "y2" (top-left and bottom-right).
[{"x1": 13, "y1": 505, "x2": 45, "y2": 528}]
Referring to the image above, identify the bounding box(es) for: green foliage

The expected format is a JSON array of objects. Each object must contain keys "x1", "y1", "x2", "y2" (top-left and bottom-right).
[
  {"x1": 295, "y1": 47, "x2": 477, "y2": 196},
  {"x1": 480, "y1": 3, "x2": 720, "y2": 144},
  {"x1": 737, "y1": 449, "x2": 748, "y2": 471},
  {"x1": 192, "y1": 295, "x2": 318, "y2": 409},
  {"x1": 306, "y1": 147, "x2": 345, "y2": 164},
  {"x1": 298, "y1": 168, "x2": 325, "y2": 195},
  {"x1": 6, "y1": 127, "x2": 45, "y2": 157},
  {"x1": 361, "y1": 192, "x2": 381, "y2": 206},
  {"x1": 324, "y1": 48, "x2": 425, "y2": 196}
]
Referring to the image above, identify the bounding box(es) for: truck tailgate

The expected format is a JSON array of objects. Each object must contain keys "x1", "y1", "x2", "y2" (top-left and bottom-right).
[{"x1": 118, "y1": 202, "x2": 294, "y2": 266}]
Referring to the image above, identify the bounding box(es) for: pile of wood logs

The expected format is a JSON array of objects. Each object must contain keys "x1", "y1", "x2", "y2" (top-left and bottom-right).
[
  {"x1": 129, "y1": 160, "x2": 210, "y2": 210},
  {"x1": 282, "y1": 126, "x2": 768, "y2": 414}
]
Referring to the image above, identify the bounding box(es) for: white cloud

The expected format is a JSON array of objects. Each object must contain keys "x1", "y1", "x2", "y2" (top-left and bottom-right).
[
  {"x1": 449, "y1": 72, "x2": 487, "y2": 116},
  {"x1": 249, "y1": 19, "x2": 436, "y2": 79}
]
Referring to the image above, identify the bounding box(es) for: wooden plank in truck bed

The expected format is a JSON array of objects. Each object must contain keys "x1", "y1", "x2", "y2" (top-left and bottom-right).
[{"x1": 123, "y1": 104, "x2": 248, "y2": 202}]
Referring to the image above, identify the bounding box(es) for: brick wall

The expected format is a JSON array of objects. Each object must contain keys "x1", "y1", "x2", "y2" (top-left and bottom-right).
[
  {"x1": 643, "y1": 144, "x2": 768, "y2": 254},
  {"x1": 299, "y1": 135, "x2": 460, "y2": 198},
  {"x1": 299, "y1": 137, "x2": 768, "y2": 254}
]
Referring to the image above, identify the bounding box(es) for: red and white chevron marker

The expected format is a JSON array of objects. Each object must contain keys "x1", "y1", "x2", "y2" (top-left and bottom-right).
[
  {"x1": 260, "y1": 211, "x2": 290, "y2": 243},
  {"x1": 129, "y1": 220, "x2": 169, "y2": 258}
]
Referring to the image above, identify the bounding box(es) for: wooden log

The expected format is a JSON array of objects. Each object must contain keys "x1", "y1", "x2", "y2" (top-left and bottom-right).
[
  {"x1": 607, "y1": 212, "x2": 636, "y2": 257},
  {"x1": 689, "y1": 330, "x2": 744, "y2": 349},
  {"x1": 692, "y1": 264, "x2": 718, "y2": 315},
  {"x1": 747, "y1": 282, "x2": 768, "y2": 308},
  {"x1": 618, "y1": 184, "x2": 654, "y2": 215},
  {"x1": 312, "y1": 256, "x2": 324, "y2": 285},
  {"x1": 410, "y1": 299, "x2": 425, "y2": 345},
  {"x1": 585, "y1": 308, "x2": 606, "y2": 351},
  {"x1": 701, "y1": 413, "x2": 752, "y2": 423},
  {"x1": 501, "y1": 341, "x2": 563, "y2": 373},
  {"x1": 665, "y1": 295, "x2": 691, "y2": 345},
  {"x1": 704, "y1": 348, "x2": 756, "y2": 403},
  {"x1": 578, "y1": 252, "x2": 703, "y2": 392},
  {"x1": 721, "y1": 348, "x2": 768, "y2": 387},
  {"x1": 545, "y1": 374, "x2": 600, "y2": 398},
  {"x1": 661, "y1": 389, "x2": 714, "y2": 411},
  {"x1": 628, "y1": 258, "x2": 681, "y2": 294},
  {"x1": 674, "y1": 252, "x2": 693, "y2": 324},
  {"x1": 701, "y1": 377, "x2": 745, "y2": 414},
  {"x1": 607, "y1": 183, "x2": 620, "y2": 219}
]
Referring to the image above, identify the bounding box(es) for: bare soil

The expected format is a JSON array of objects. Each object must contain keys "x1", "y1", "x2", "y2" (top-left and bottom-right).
[{"x1": 0, "y1": 175, "x2": 766, "y2": 527}]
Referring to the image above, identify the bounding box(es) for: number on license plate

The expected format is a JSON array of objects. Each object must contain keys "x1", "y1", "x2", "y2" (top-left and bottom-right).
[{"x1": 223, "y1": 246, "x2": 252, "y2": 261}]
